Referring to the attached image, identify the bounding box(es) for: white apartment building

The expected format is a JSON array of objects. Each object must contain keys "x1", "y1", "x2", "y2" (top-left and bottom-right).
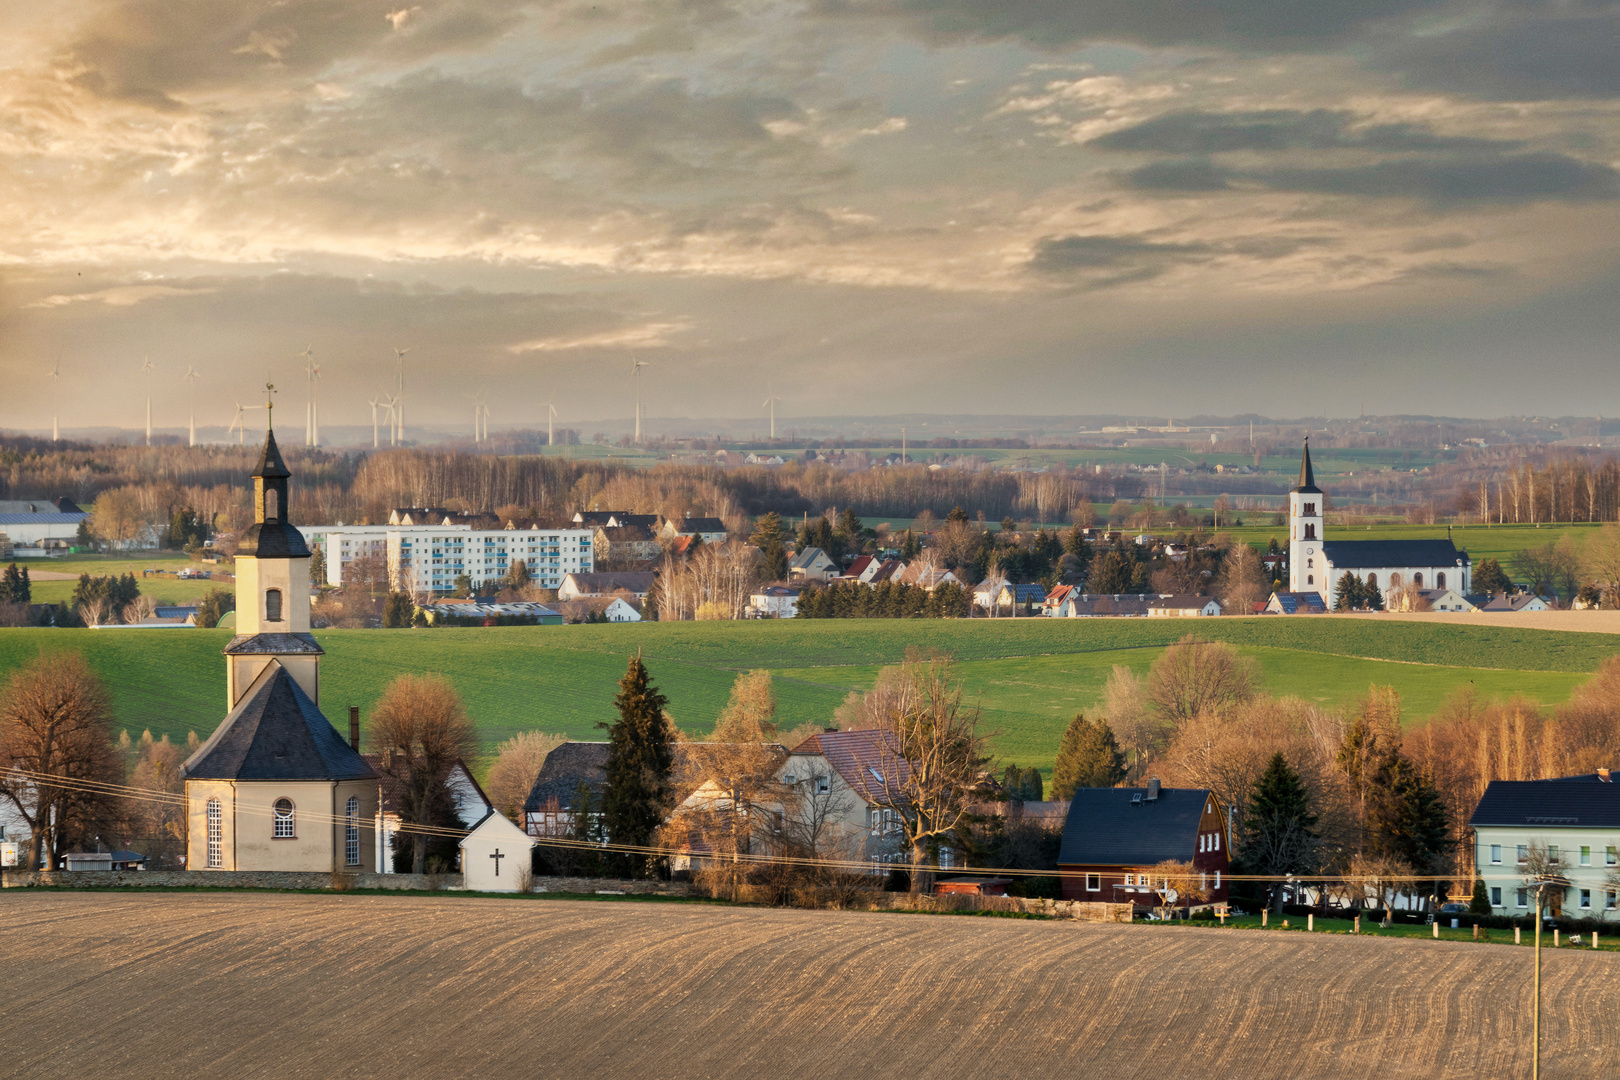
[
  {"x1": 301, "y1": 525, "x2": 426, "y2": 587},
  {"x1": 1470, "y1": 772, "x2": 1620, "y2": 920},
  {"x1": 387, "y1": 525, "x2": 594, "y2": 594}
]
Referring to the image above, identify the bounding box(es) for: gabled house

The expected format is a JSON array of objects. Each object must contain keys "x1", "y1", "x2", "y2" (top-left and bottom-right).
[
  {"x1": 558, "y1": 571, "x2": 657, "y2": 601},
  {"x1": 459, "y1": 810, "x2": 535, "y2": 893},
  {"x1": 1058, "y1": 780, "x2": 1230, "y2": 909},
  {"x1": 789, "y1": 546, "x2": 839, "y2": 582},
  {"x1": 1051, "y1": 593, "x2": 1153, "y2": 617},
  {"x1": 1470, "y1": 771, "x2": 1620, "y2": 919},
  {"x1": 1148, "y1": 594, "x2": 1223, "y2": 617},
  {"x1": 749, "y1": 585, "x2": 802, "y2": 618},
  {"x1": 1265, "y1": 590, "x2": 1328, "y2": 614},
  {"x1": 1480, "y1": 593, "x2": 1553, "y2": 613},
  {"x1": 593, "y1": 525, "x2": 662, "y2": 565},
  {"x1": 904, "y1": 566, "x2": 961, "y2": 590},
  {"x1": 523, "y1": 742, "x2": 609, "y2": 837},
  {"x1": 867, "y1": 558, "x2": 907, "y2": 584},
  {"x1": 660, "y1": 515, "x2": 729, "y2": 544},
  {"x1": 845, "y1": 555, "x2": 878, "y2": 582},
  {"x1": 783, "y1": 730, "x2": 916, "y2": 869},
  {"x1": 1390, "y1": 587, "x2": 1477, "y2": 613}
]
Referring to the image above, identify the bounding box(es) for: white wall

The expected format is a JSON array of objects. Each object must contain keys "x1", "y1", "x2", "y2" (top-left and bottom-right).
[
  {"x1": 1475, "y1": 827, "x2": 1619, "y2": 919},
  {"x1": 460, "y1": 812, "x2": 534, "y2": 892}
]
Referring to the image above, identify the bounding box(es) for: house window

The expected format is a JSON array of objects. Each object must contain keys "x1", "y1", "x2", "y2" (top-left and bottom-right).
[
  {"x1": 265, "y1": 588, "x2": 283, "y2": 622},
  {"x1": 206, "y1": 798, "x2": 223, "y2": 868},
  {"x1": 1490, "y1": 844, "x2": 1502, "y2": 864},
  {"x1": 1609, "y1": 891, "x2": 1617, "y2": 910},
  {"x1": 1302, "y1": 503, "x2": 1315, "y2": 516},
  {"x1": 1517, "y1": 844, "x2": 1528, "y2": 864},
  {"x1": 1581, "y1": 845, "x2": 1591, "y2": 866},
  {"x1": 345, "y1": 795, "x2": 360, "y2": 867},
  {"x1": 816, "y1": 777, "x2": 830, "y2": 795},
  {"x1": 1123, "y1": 874, "x2": 1134, "y2": 886},
  {"x1": 1609, "y1": 846, "x2": 1618, "y2": 866},
  {"x1": 1548, "y1": 845, "x2": 1560, "y2": 865},
  {"x1": 1199, "y1": 835, "x2": 1206, "y2": 853},
  {"x1": 1580, "y1": 889, "x2": 1592, "y2": 910},
  {"x1": 1213, "y1": 871, "x2": 1220, "y2": 889},
  {"x1": 273, "y1": 798, "x2": 295, "y2": 838},
  {"x1": 1491, "y1": 887, "x2": 1502, "y2": 907},
  {"x1": 1437, "y1": 572, "x2": 1446, "y2": 589},
  {"x1": 1517, "y1": 888, "x2": 1529, "y2": 908},
  {"x1": 1085, "y1": 874, "x2": 1100, "y2": 892},
  {"x1": 1213, "y1": 832, "x2": 1220, "y2": 851}
]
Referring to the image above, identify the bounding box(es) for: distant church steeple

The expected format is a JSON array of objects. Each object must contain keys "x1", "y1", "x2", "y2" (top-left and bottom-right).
[
  {"x1": 1288, "y1": 437, "x2": 1324, "y2": 597},
  {"x1": 1293, "y1": 435, "x2": 1322, "y2": 494}
]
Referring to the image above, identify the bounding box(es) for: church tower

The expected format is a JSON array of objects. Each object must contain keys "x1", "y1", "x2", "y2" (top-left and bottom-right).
[
  {"x1": 224, "y1": 423, "x2": 323, "y2": 709},
  {"x1": 1288, "y1": 437, "x2": 1325, "y2": 598}
]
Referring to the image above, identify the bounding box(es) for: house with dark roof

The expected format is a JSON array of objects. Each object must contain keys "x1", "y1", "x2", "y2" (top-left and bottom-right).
[
  {"x1": 783, "y1": 730, "x2": 917, "y2": 868},
  {"x1": 523, "y1": 742, "x2": 611, "y2": 837},
  {"x1": 183, "y1": 425, "x2": 381, "y2": 874},
  {"x1": 660, "y1": 515, "x2": 729, "y2": 544},
  {"x1": 1264, "y1": 590, "x2": 1328, "y2": 615},
  {"x1": 1058, "y1": 780, "x2": 1231, "y2": 909},
  {"x1": 1287, "y1": 438, "x2": 1470, "y2": 609},
  {"x1": 1147, "y1": 594, "x2": 1223, "y2": 617},
  {"x1": 592, "y1": 524, "x2": 663, "y2": 565},
  {"x1": 789, "y1": 546, "x2": 839, "y2": 582},
  {"x1": 558, "y1": 570, "x2": 657, "y2": 601},
  {"x1": 1469, "y1": 771, "x2": 1620, "y2": 919},
  {"x1": 0, "y1": 497, "x2": 87, "y2": 548}
]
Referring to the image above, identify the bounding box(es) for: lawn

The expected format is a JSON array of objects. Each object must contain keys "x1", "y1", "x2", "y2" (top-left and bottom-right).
[
  {"x1": 9, "y1": 554, "x2": 235, "y2": 606},
  {"x1": 0, "y1": 617, "x2": 1611, "y2": 776}
]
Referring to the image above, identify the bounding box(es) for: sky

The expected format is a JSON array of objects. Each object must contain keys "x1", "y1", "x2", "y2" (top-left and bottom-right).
[{"x1": 0, "y1": 0, "x2": 1617, "y2": 435}]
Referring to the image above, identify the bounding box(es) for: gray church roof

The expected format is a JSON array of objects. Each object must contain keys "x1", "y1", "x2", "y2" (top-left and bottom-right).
[
  {"x1": 1291, "y1": 437, "x2": 1322, "y2": 495},
  {"x1": 1320, "y1": 539, "x2": 1468, "y2": 569},
  {"x1": 223, "y1": 632, "x2": 324, "y2": 655},
  {"x1": 184, "y1": 662, "x2": 375, "y2": 782},
  {"x1": 1058, "y1": 786, "x2": 1212, "y2": 866}
]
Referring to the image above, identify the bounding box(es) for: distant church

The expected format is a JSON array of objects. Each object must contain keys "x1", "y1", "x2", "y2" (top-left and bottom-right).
[
  {"x1": 183, "y1": 421, "x2": 379, "y2": 873},
  {"x1": 1289, "y1": 438, "x2": 1470, "y2": 609}
]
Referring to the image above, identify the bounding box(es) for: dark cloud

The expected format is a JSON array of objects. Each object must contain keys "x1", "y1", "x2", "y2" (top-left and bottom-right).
[
  {"x1": 1375, "y1": 11, "x2": 1620, "y2": 100},
  {"x1": 1123, "y1": 152, "x2": 1620, "y2": 203},
  {"x1": 1028, "y1": 231, "x2": 1324, "y2": 284},
  {"x1": 1092, "y1": 110, "x2": 1516, "y2": 154},
  {"x1": 830, "y1": 0, "x2": 1448, "y2": 49}
]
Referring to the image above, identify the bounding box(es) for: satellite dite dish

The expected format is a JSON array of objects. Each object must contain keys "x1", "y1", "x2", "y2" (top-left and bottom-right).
[{"x1": 1164, "y1": 889, "x2": 1179, "y2": 904}]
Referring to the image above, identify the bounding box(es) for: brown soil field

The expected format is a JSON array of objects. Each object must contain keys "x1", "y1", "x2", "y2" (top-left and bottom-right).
[
  {"x1": 2, "y1": 892, "x2": 1614, "y2": 1080},
  {"x1": 1329, "y1": 609, "x2": 1620, "y2": 635}
]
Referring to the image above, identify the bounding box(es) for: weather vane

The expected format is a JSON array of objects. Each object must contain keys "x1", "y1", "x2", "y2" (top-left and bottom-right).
[{"x1": 265, "y1": 378, "x2": 277, "y2": 429}]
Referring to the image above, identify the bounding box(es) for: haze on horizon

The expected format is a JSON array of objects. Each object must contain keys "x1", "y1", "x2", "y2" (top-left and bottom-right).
[{"x1": 0, "y1": 0, "x2": 1616, "y2": 434}]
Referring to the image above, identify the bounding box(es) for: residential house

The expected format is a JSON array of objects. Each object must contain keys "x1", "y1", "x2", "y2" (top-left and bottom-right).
[
  {"x1": 573, "y1": 510, "x2": 660, "y2": 530},
  {"x1": 789, "y1": 546, "x2": 839, "y2": 582},
  {"x1": 866, "y1": 559, "x2": 907, "y2": 584},
  {"x1": 593, "y1": 524, "x2": 663, "y2": 565},
  {"x1": 1470, "y1": 771, "x2": 1620, "y2": 919},
  {"x1": 844, "y1": 555, "x2": 879, "y2": 583},
  {"x1": 781, "y1": 730, "x2": 916, "y2": 871},
  {"x1": 524, "y1": 742, "x2": 610, "y2": 838},
  {"x1": 1387, "y1": 587, "x2": 1477, "y2": 613},
  {"x1": 365, "y1": 755, "x2": 493, "y2": 873},
  {"x1": 1051, "y1": 593, "x2": 1154, "y2": 618},
  {"x1": 384, "y1": 521, "x2": 594, "y2": 594},
  {"x1": 1057, "y1": 780, "x2": 1231, "y2": 909},
  {"x1": 1265, "y1": 590, "x2": 1328, "y2": 614},
  {"x1": 558, "y1": 571, "x2": 657, "y2": 601},
  {"x1": 1479, "y1": 594, "x2": 1553, "y2": 613},
  {"x1": 660, "y1": 515, "x2": 729, "y2": 545},
  {"x1": 904, "y1": 566, "x2": 961, "y2": 590},
  {"x1": 749, "y1": 585, "x2": 803, "y2": 618},
  {"x1": 1041, "y1": 584, "x2": 1077, "y2": 616},
  {"x1": 1148, "y1": 594, "x2": 1224, "y2": 617}
]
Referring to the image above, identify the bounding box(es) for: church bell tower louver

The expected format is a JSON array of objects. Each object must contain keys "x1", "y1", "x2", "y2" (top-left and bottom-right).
[
  {"x1": 224, "y1": 407, "x2": 324, "y2": 709},
  {"x1": 1288, "y1": 437, "x2": 1325, "y2": 599}
]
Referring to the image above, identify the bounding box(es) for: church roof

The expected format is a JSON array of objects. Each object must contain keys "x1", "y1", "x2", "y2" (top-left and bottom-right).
[
  {"x1": 1320, "y1": 539, "x2": 1468, "y2": 569},
  {"x1": 184, "y1": 661, "x2": 375, "y2": 782},
  {"x1": 253, "y1": 427, "x2": 292, "y2": 480},
  {"x1": 1291, "y1": 437, "x2": 1322, "y2": 495},
  {"x1": 223, "y1": 632, "x2": 324, "y2": 655}
]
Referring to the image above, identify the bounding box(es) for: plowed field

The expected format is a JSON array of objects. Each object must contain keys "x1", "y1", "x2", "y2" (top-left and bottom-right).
[{"x1": 2, "y1": 892, "x2": 1615, "y2": 1079}]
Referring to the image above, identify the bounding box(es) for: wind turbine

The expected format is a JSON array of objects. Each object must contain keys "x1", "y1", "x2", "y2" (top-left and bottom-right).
[
  {"x1": 228, "y1": 401, "x2": 263, "y2": 445},
  {"x1": 139, "y1": 357, "x2": 155, "y2": 445},
  {"x1": 546, "y1": 397, "x2": 558, "y2": 447},
  {"x1": 630, "y1": 358, "x2": 650, "y2": 444},
  {"x1": 183, "y1": 367, "x2": 200, "y2": 446},
  {"x1": 762, "y1": 384, "x2": 782, "y2": 441},
  {"x1": 393, "y1": 347, "x2": 410, "y2": 443},
  {"x1": 49, "y1": 360, "x2": 61, "y2": 441},
  {"x1": 384, "y1": 394, "x2": 400, "y2": 446},
  {"x1": 298, "y1": 345, "x2": 318, "y2": 447},
  {"x1": 368, "y1": 396, "x2": 385, "y2": 448}
]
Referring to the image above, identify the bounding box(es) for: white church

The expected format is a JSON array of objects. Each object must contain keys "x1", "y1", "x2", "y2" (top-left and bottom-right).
[{"x1": 1288, "y1": 438, "x2": 1470, "y2": 609}]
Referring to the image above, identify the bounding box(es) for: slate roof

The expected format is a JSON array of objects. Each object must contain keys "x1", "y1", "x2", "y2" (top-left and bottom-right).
[
  {"x1": 0, "y1": 498, "x2": 82, "y2": 515},
  {"x1": 1058, "y1": 786, "x2": 1213, "y2": 866},
  {"x1": 1321, "y1": 539, "x2": 1468, "y2": 569},
  {"x1": 1267, "y1": 591, "x2": 1327, "y2": 614},
  {"x1": 223, "y1": 633, "x2": 325, "y2": 655},
  {"x1": 1291, "y1": 438, "x2": 1322, "y2": 495},
  {"x1": 788, "y1": 730, "x2": 911, "y2": 807},
  {"x1": 790, "y1": 546, "x2": 831, "y2": 569},
  {"x1": 1148, "y1": 593, "x2": 1220, "y2": 611},
  {"x1": 184, "y1": 662, "x2": 376, "y2": 781},
  {"x1": 1469, "y1": 775, "x2": 1620, "y2": 829},
  {"x1": 523, "y1": 741, "x2": 609, "y2": 812},
  {"x1": 561, "y1": 571, "x2": 656, "y2": 596},
  {"x1": 670, "y1": 516, "x2": 728, "y2": 535}
]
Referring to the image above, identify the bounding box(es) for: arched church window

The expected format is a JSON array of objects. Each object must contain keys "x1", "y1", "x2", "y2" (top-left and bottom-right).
[
  {"x1": 273, "y1": 798, "x2": 295, "y2": 838},
  {"x1": 1389, "y1": 573, "x2": 1402, "y2": 589},
  {"x1": 1413, "y1": 572, "x2": 1424, "y2": 588},
  {"x1": 1436, "y1": 572, "x2": 1446, "y2": 589},
  {"x1": 1367, "y1": 574, "x2": 1377, "y2": 588},
  {"x1": 265, "y1": 487, "x2": 279, "y2": 521},
  {"x1": 1306, "y1": 558, "x2": 1313, "y2": 568},
  {"x1": 207, "y1": 798, "x2": 223, "y2": 868},
  {"x1": 1304, "y1": 524, "x2": 1316, "y2": 540},
  {"x1": 345, "y1": 796, "x2": 361, "y2": 867},
  {"x1": 265, "y1": 588, "x2": 283, "y2": 622},
  {"x1": 1307, "y1": 575, "x2": 1313, "y2": 585}
]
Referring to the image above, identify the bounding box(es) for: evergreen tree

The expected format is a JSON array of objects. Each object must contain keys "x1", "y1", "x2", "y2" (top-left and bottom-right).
[
  {"x1": 1000, "y1": 516, "x2": 1017, "y2": 534},
  {"x1": 1242, "y1": 753, "x2": 1320, "y2": 911},
  {"x1": 196, "y1": 587, "x2": 235, "y2": 629},
  {"x1": 598, "y1": 653, "x2": 677, "y2": 877},
  {"x1": 1020, "y1": 767, "x2": 1044, "y2": 802},
  {"x1": 1050, "y1": 713, "x2": 1126, "y2": 798},
  {"x1": 1335, "y1": 571, "x2": 1362, "y2": 611},
  {"x1": 1469, "y1": 877, "x2": 1492, "y2": 916},
  {"x1": 750, "y1": 512, "x2": 789, "y2": 581},
  {"x1": 1, "y1": 562, "x2": 29, "y2": 603},
  {"x1": 1473, "y1": 558, "x2": 1512, "y2": 597},
  {"x1": 1087, "y1": 549, "x2": 1136, "y2": 594},
  {"x1": 308, "y1": 547, "x2": 327, "y2": 587},
  {"x1": 383, "y1": 592, "x2": 414, "y2": 627},
  {"x1": 505, "y1": 559, "x2": 532, "y2": 590},
  {"x1": 900, "y1": 529, "x2": 921, "y2": 561},
  {"x1": 947, "y1": 506, "x2": 970, "y2": 524}
]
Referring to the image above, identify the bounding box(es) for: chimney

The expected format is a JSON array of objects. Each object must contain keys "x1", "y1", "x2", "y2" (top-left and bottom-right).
[
  {"x1": 1146, "y1": 777, "x2": 1161, "y2": 801},
  {"x1": 1600, "y1": 768, "x2": 1612, "y2": 783},
  {"x1": 349, "y1": 705, "x2": 360, "y2": 751}
]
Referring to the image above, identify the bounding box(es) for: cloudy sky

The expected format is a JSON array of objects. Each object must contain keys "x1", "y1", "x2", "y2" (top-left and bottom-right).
[{"x1": 1, "y1": 0, "x2": 1617, "y2": 434}]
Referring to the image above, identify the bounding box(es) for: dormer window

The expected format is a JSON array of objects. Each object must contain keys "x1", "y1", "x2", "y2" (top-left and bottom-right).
[{"x1": 265, "y1": 588, "x2": 283, "y2": 622}]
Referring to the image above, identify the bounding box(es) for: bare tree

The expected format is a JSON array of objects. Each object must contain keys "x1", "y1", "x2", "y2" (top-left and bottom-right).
[
  {"x1": 486, "y1": 730, "x2": 567, "y2": 821},
  {"x1": 125, "y1": 732, "x2": 187, "y2": 866},
  {"x1": 0, "y1": 652, "x2": 122, "y2": 869},
  {"x1": 1145, "y1": 636, "x2": 1258, "y2": 727},
  {"x1": 368, "y1": 674, "x2": 480, "y2": 873},
  {"x1": 1103, "y1": 665, "x2": 1160, "y2": 783},
  {"x1": 869, "y1": 654, "x2": 990, "y2": 891},
  {"x1": 1147, "y1": 858, "x2": 1211, "y2": 918},
  {"x1": 712, "y1": 670, "x2": 777, "y2": 742},
  {"x1": 1583, "y1": 524, "x2": 1620, "y2": 608},
  {"x1": 1217, "y1": 543, "x2": 1269, "y2": 614}
]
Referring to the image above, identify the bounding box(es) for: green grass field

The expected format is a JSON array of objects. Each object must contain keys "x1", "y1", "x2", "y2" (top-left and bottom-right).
[
  {"x1": 0, "y1": 618, "x2": 1610, "y2": 777},
  {"x1": 9, "y1": 555, "x2": 234, "y2": 606}
]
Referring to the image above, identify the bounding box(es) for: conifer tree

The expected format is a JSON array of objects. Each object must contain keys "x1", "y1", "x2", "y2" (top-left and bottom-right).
[
  {"x1": 1050, "y1": 713, "x2": 1126, "y2": 798},
  {"x1": 749, "y1": 512, "x2": 789, "y2": 581},
  {"x1": 1473, "y1": 557, "x2": 1512, "y2": 597},
  {"x1": 599, "y1": 652, "x2": 676, "y2": 878},
  {"x1": 1469, "y1": 877, "x2": 1491, "y2": 915},
  {"x1": 1242, "y1": 753, "x2": 1320, "y2": 911},
  {"x1": 900, "y1": 529, "x2": 921, "y2": 561},
  {"x1": 0, "y1": 563, "x2": 29, "y2": 604}
]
